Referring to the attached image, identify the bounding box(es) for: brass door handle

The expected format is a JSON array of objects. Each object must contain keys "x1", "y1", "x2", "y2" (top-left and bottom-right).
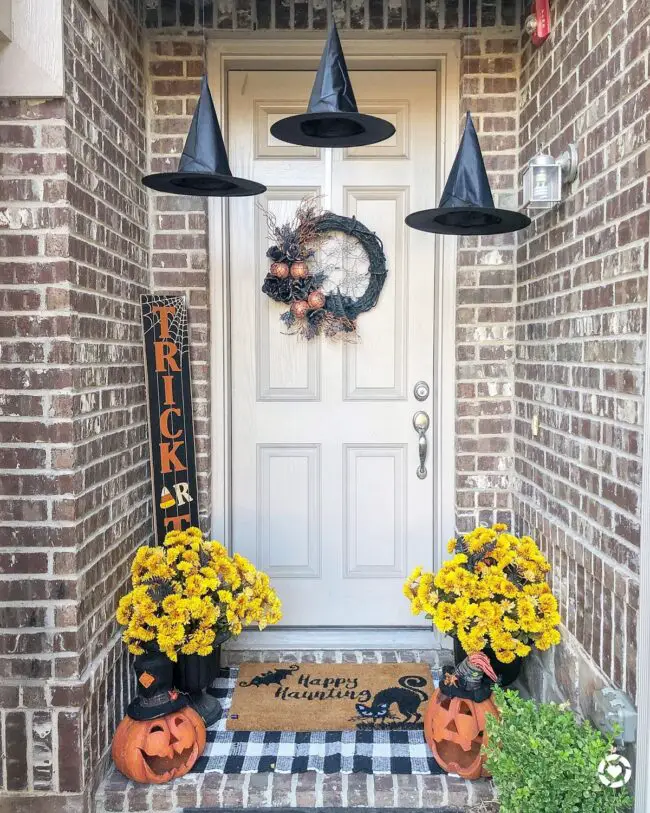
[{"x1": 413, "y1": 411, "x2": 430, "y2": 480}]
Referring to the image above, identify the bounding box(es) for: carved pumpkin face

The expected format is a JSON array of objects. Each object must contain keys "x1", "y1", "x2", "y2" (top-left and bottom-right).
[
  {"x1": 112, "y1": 707, "x2": 206, "y2": 784},
  {"x1": 424, "y1": 688, "x2": 498, "y2": 780}
]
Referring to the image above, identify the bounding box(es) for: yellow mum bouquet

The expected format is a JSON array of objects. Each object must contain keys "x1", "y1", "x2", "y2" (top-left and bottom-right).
[
  {"x1": 116, "y1": 526, "x2": 282, "y2": 661},
  {"x1": 403, "y1": 524, "x2": 561, "y2": 664}
]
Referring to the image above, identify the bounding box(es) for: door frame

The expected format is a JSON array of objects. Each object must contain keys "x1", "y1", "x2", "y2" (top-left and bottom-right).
[
  {"x1": 207, "y1": 34, "x2": 460, "y2": 639},
  {"x1": 634, "y1": 287, "x2": 650, "y2": 809}
]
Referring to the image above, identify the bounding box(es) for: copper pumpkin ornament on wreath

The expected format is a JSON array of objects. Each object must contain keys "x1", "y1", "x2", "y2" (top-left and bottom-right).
[{"x1": 261, "y1": 199, "x2": 388, "y2": 340}]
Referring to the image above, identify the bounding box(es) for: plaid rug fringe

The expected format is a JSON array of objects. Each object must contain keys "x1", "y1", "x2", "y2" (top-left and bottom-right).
[{"x1": 192, "y1": 668, "x2": 443, "y2": 776}]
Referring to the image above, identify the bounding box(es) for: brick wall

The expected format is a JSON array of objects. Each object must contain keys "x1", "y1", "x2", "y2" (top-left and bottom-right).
[
  {"x1": 0, "y1": 0, "x2": 149, "y2": 809},
  {"x1": 515, "y1": 0, "x2": 649, "y2": 709}
]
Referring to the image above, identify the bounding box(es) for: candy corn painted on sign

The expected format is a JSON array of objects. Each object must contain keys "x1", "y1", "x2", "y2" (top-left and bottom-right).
[{"x1": 141, "y1": 295, "x2": 199, "y2": 543}]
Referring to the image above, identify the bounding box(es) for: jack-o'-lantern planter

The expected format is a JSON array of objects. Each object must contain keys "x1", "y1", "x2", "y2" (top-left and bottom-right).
[
  {"x1": 111, "y1": 648, "x2": 206, "y2": 783},
  {"x1": 112, "y1": 706, "x2": 206, "y2": 784},
  {"x1": 424, "y1": 653, "x2": 500, "y2": 780}
]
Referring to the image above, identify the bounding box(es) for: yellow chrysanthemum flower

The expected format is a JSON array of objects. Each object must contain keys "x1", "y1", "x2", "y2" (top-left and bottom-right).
[
  {"x1": 402, "y1": 523, "x2": 560, "y2": 664},
  {"x1": 116, "y1": 527, "x2": 282, "y2": 659}
]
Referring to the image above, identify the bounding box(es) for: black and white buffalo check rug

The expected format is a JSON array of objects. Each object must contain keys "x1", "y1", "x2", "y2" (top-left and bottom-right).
[{"x1": 191, "y1": 668, "x2": 444, "y2": 775}]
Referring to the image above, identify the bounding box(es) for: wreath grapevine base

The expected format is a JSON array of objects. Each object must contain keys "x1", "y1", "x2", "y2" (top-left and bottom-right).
[{"x1": 261, "y1": 199, "x2": 388, "y2": 340}]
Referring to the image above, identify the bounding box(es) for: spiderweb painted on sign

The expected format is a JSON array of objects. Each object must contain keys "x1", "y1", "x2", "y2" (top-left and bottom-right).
[{"x1": 142, "y1": 295, "x2": 190, "y2": 357}]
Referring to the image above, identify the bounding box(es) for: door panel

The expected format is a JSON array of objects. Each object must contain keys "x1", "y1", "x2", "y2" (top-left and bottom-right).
[{"x1": 228, "y1": 70, "x2": 437, "y2": 626}]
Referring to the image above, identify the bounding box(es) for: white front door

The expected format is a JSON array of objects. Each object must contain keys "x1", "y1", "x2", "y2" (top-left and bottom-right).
[{"x1": 228, "y1": 69, "x2": 438, "y2": 627}]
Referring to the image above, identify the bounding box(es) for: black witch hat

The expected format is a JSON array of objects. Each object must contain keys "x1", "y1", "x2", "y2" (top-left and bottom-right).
[
  {"x1": 142, "y1": 76, "x2": 266, "y2": 197},
  {"x1": 127, "y1": 649, "x2": 189, "y2": 721},
  {"x1": 405, "y1": 112, "x2": 530, "y2": 235},
  {"x1": 270, "y1": 23, "x2": 395, "y2": 148}
]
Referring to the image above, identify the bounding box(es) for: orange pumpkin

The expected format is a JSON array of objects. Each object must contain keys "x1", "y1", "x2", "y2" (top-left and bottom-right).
[
  {"x1": 424, "y1": 688, "x2": 498, "y2": 780},
  {"x1": 290, "y1": 299, "x2": 310, "y2": 319},
  {"x1": 112, "y1": 707, "x2": 206, "y2": 784},
  {"x1": 270, "y1": 262, "x2": 290, "y2": 278},
  {"x1": 307, "y1": 290, "x2": 326, "y2": 310},
  {"x1": 290, "y1": 261, "x2": 309, "y2": 279}
]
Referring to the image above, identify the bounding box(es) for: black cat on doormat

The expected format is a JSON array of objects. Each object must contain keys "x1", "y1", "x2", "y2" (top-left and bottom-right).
[{"x1": 353, "y1": 674, "x2": 429, "y2": 730}]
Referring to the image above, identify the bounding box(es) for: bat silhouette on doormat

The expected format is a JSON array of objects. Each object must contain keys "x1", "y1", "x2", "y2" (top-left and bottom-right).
[
  {"x1": 239, "y1": 664, "x2": 299, "y2": 688},
  {"x1": 354, "y1": 674, "x2": 429, "y2": 728}
]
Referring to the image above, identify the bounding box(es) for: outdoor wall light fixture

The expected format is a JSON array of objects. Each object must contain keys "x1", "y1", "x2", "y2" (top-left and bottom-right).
[{"x1": 522, "y1": 145, "x2": 579, "y2": 210}]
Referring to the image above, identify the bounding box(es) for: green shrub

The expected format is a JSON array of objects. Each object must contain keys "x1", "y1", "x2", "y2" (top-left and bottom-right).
[{"x1": 484, "y1": 687, "x2": 633, "y2": 813}]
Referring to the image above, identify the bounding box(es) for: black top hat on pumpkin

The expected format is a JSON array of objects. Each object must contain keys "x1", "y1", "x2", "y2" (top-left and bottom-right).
[
  {"x1": 142, "y1": 76, "x2": 266, "y2": 198},
  {"x1": 270, "y1": 23, "x2": 395, "y2": 148},
  {"x1": 127, "y1": 649, "x2": 189, "y2": 721},
  {"x1": 405, "y1": 112, "x2": 531, "y2": 235}
]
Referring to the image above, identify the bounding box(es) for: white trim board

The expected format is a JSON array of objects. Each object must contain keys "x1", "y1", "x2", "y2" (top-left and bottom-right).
[
  {"x1": 634, "y1": 282, "x2": 650, "y2": 811},
  {"x1": 0, "y1": 0, "x2": 64, "y2": 96},
  {"x1": 206, "y1": 34, "x2": 460, "y2": 615},
  {"x1": 223, "y1": 627, "x2": 449, "y2": 652}
]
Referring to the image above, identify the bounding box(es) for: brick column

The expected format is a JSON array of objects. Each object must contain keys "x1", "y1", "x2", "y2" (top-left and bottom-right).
[
  {"x1": 0, "y1": 1, "x2": 150, "y2": 809},
  {"x1": 148, "y1": 38, "x2": 212, "y2": 524},
  {"x1": 455, "y1": 32, "x2": 520, "y2": 531}
]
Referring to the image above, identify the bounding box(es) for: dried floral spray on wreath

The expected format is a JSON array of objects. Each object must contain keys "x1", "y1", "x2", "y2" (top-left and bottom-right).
[{"x1": 260, "y1": 198, "x2": 388, "y2": 340}]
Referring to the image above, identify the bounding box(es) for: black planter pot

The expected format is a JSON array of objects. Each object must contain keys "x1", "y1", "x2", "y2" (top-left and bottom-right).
[
  {"x1": 127, "y1": 647, "x2": 189, "y2": 720},
  {"x1": 173, "y1": 633, "x2": 230, "y2": 727},
  {"x1": 453, "y1": 637, "x2": 522, "y2": 687},
  {"x1": 174, "y1": 650, "x2": 220, "y2": 694}
]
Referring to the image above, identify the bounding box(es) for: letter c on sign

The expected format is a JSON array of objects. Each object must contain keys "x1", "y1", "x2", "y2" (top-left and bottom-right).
[{"x1": 160, "y1": 407, "x2": 182, "y2": 439}]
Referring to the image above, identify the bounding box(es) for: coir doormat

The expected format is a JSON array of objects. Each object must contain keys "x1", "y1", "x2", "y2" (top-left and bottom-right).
[{"x1": 227, "y1": 662, "x2": 433, "y2": 732}]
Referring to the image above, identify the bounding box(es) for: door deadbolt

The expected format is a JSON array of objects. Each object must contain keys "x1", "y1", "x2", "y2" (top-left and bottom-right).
[{"x1": 414, "y1": 381, "x2": 430, "y2": 401}]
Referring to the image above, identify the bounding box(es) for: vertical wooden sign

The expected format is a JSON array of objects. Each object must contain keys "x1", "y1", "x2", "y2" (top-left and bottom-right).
[{"x1": 141, "y1": 295, "x2": 199, "y2": 543}]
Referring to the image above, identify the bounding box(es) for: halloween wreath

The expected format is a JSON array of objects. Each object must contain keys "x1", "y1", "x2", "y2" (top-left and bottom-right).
[{"x1": 261, "y1": 199, "x2": 388, "y2": 339}]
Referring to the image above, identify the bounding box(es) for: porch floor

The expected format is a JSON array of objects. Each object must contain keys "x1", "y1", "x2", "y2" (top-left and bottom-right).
[{"x1": 94, "y1": 649, "x2": 498, "y2": 813}]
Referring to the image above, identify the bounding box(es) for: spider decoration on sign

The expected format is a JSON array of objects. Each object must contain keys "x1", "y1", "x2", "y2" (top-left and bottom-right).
[{"x1": 260, "y1": 199, "x2": 388, "y2": 340}]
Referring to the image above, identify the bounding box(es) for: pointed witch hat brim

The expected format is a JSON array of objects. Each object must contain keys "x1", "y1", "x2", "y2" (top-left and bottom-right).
[
  {"x1": 405, "y1": 112, "x2": 530, "y2": 235},
  {"x1": 143, "y1": 76, "x2": 266, "y2": 197},
  {"x1": 270, "y1": 24, "x2": 395, "y2": 148},
  {"x1": 126, "y1": 649, "x2": 190, "y2": 721},
  {"x1": 127, "y1": 690, "x2": 189, "y2": 721}
]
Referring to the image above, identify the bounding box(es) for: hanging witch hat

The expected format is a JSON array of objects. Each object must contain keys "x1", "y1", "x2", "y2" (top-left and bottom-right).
[
  {"x1": 127, "y1": 649, "x2": 189, "y2": 721},
  {"x1": 270, "y1": 23, "x2": 395, "y2": 148},
  {"x1": 142, "y1": 76, "x2": 266, "y2": 197},
  {"x1": 405, "y1": 112, "x2": 530, "y2": 235}
]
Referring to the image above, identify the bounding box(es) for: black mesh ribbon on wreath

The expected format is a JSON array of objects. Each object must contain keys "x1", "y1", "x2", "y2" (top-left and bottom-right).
[{"x1": 262, "y1": 276, "x2": 318, "y2": 304}]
